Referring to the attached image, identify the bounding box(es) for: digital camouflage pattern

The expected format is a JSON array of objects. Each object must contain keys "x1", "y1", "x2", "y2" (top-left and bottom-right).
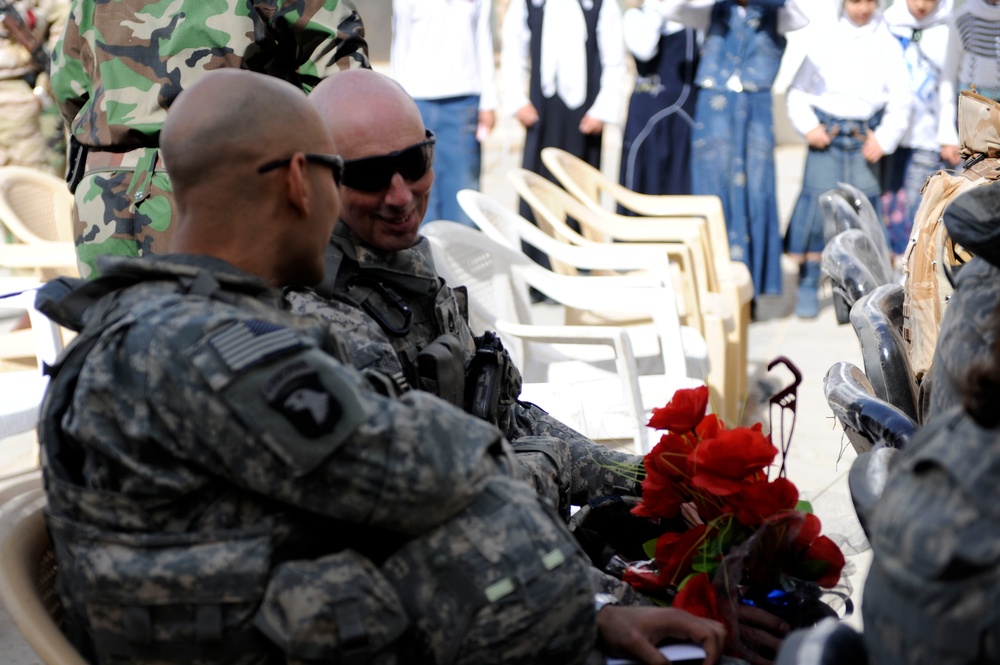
[
  {"x1": 50, "y1": 0, "x2": 368, "y2": 278},
  {"x1": 285, "y1": 221, "x2": 646, "y2": 511},
  {"x1": 0, "y1": 0, "x2": 68, "y2": 175},
  {"x1": 39, "y1": 254, "x2": 612, "y2": 664},
  {"x1": 863, "y1": 407, "x2": 1000, "y2": 664}
]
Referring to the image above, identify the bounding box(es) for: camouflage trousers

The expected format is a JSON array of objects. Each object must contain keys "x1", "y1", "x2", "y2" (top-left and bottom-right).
[
  {"x1": 73, "y1": 147, "x2": 175, "y2": 278},
  {"x1": 0, "y1": 77, "x2": 56, "y2": 175}
]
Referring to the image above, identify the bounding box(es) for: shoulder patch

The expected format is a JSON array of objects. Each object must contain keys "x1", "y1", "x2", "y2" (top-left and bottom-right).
[
  {"x1": 209, "y1": 320, "x2": 305, "y2": 372},
  {"x1": 262, "y1": 359, "x2": 342, "y2": 438}
]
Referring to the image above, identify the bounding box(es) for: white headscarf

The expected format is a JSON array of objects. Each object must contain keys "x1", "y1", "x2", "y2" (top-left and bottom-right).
[{"x1": 883, "y1": 0, "x2": 953, "y2": 30}]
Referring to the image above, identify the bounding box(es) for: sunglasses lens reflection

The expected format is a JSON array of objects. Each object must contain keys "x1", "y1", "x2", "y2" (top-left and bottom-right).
[{"x1": 343, "y1": 143, "x2": 434, "y2": 192}]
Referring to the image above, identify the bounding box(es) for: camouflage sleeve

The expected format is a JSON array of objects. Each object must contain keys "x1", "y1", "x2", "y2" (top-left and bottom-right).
[
  {"x1": 502, "y1": 401, "x2": 644, "y2": 506},
  {"x1": 285, "y1": 289, "x2": 404, "y2": 378},
  {"x1": 50, "y1": 1, "x2": 87, "y2": 125},
  {"x1": 284, "y1": 0, "x2": 370, "y2": 82},
  {"x1": 160, "y1": 315, "x2": 517, "y2": 537}
]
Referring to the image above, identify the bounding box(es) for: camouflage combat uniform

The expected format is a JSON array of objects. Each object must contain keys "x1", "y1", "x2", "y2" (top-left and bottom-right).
[
  {"x1": 0, "y1": 0, "x2": 67, "y2": 176},
  {"x1": 50, "y1": 0, "x2": 367, "y2": 279},
  {"x1": 863, "y1": 407, "x2": 1000, "y2": 664},
  {"x1": 285, "y1": 221, "x2": 645, "y2": 512},
  {"x1": 39, "y1": 253, "x2": 613, "y2": 664}
]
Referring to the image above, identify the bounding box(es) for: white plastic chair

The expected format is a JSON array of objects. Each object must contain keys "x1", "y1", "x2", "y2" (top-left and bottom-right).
[
  {"x1": 421, "y1": 221, "x2": 705, "y2": 453},
  {"x1": 0, "y1": 167, "x2": 77, "y2": 280},
  {"x1": 458, "y1": 189, "x2": 712, "y2": 382},
  {"x1": 506, "y1": 169, "x2": 747, "y2": 424},
  {"x1": 0, "y1": 286, "x2": 64, "y2": 440}
]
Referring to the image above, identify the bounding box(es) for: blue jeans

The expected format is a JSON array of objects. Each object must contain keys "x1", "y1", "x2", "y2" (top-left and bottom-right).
[{"x1": 415, "y1": 95, "x2": 481, "y2": 228}]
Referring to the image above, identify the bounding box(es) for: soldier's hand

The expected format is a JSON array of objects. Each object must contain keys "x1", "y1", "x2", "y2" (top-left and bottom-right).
[
  {"x1": 734, "y1": 604, "x2": 790, "y2": 665},
  {"x1": 517, "y1": 103, "x2": 539, "y2": 128},
  {"x1": 596, "y1": 605, "x2": 726, "y2": 664}
]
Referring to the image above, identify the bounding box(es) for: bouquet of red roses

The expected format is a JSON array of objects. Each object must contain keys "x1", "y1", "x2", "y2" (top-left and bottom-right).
[{"x1": 622, "y1": 383, "x2": 846, "y2": 655}]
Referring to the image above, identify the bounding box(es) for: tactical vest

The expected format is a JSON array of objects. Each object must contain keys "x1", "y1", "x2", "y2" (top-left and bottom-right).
[{"x1": 902, "y1": 90, "x2": 1000, "y2": 412}]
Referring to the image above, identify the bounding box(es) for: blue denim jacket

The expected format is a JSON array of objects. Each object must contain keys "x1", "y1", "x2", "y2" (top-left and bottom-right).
[{"x1": 695, "y1": 0, "x2": 786, "y2": 93}]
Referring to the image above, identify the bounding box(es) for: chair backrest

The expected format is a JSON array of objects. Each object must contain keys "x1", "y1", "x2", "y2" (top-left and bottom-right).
[
  {"x1": 833, "y1": 182, "x2": 892, "y2": 273},
  {"x1": 508, "y1": 168, "x2": 716, "y2": 293},
  {"x1": 823, "y1": 361, "x2": 917, "y2": 455},
  {"x1": 0, "y1": 490, "x2": 88, "y2": 665},
  {"x1": 458, "y1": 188, "x2": 705, "y2": 332},
  {"x1": 849, "y1": 284, "x2": 919, "y2": 422},
  {"x1": 540, "y1": 147, "x2": 735, "y2": 291},
  {"x1": 0, "y1": 167, "x2": 74, "y2": 245},
  {"x1": 822, "y1": 229, "x2": 892, "y2": 317},
  {"x1": 420, "y1": 221, "x2": 535, "y2": 362}
]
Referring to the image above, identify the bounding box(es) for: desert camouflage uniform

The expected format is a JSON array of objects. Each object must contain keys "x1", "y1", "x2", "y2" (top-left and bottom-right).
[
  {"x1": 39, "y1": 253, "x2": 610, "y2": 664},
  {"x1": 286, "y1": 221, "x2": 645, "y2": 512},
  {"x1": 863, "y1": 407, "x2": 1000, "y2": 664},
  {"x1": 0, "y1": 0, "x2": 67, "y2": 176},
  {"x1": 50, "y1": 0, "x2": 367, "y2": 279}
]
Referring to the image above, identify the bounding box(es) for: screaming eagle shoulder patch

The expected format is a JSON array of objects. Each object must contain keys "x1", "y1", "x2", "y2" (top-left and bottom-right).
[{"x1": 261, "y1": 359, "x2": 342, "y2": 438}]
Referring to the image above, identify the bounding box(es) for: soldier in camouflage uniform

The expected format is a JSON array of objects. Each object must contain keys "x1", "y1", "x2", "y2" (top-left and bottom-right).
[
  {"x1": 50, "y1": 0, "x2": 367, "y2": 279},
  {"x1": 40, "y1": 69, "x2": 727, "y2": 664},
  {"x1": 862, "y1": 310, "x2": 1000, "y2": 664},
  {"x1": 286, "y1": 69, "x2": 645, "y2": 516},
  {"x1": 0, "y1": 0, "x2": 67, "y2": 176}
]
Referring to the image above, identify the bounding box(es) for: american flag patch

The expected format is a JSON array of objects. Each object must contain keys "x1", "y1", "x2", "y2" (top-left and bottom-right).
[{"x1": 210, "y1": 320, "x2": 304, "y2": 371}]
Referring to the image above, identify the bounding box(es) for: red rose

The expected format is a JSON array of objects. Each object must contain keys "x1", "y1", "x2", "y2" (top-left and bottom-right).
[
  {"x1": 633, "y1": 468, "x2": 685, "y2": 519},
  {"x1": 646, "y1": 432, "x2": 696, "y2": 481},
  {"x1": 791, "y1": 512, "x2": 822, "y2": 549},
  {"x1": 654, "y1": 524, "x2": 711, "y2": 584},
  {"x1": 802, "y1": 535, "x2": 846, "y2": 588},
  {"x1": 690, "y1": 427, "x2": 779, "y2": 495},
  {"x1": 730, "y1": 477, "x2": 799, "y2": 526},
  {"x1": 648, "y1": 386, "x2": 710, "y2": 434},
  {"x1": 672, "y1": 572, "x2": 724, "y2": 624}
]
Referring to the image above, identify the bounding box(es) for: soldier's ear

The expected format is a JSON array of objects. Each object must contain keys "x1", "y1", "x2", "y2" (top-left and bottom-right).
[{"x1": 285, "y1": 152, "x2": 311, "y2": 218}]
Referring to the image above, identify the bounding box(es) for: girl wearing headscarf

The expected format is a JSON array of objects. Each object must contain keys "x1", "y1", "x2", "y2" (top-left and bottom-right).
[
  {"x1": 783, "y1": 0, "x2": 911, "y2": 318},
  {"x1": 882, "y1": 0, "x2": 954, "y2": 258}
]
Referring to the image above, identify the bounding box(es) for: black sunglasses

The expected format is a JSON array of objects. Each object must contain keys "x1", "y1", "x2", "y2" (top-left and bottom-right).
[
  {"x1": 341, "y1": 130, "x2": 436, "y2": 192},
  {"x1": 258, "y1": 153, "x2": 345, "y2": 186}
]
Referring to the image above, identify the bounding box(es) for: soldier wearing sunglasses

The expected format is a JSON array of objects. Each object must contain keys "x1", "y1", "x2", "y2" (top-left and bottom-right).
[{"x1": 286, "y1": 68, "x2": 647, "y2": 519}]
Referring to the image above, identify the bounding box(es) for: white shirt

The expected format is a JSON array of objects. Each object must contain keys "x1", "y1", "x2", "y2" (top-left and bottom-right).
[
  {"x1": 652, "y1": 0, "x2": 809, "y2": 35},
  {"x1": 391, "y1": 0, "x2": 498, "y2": 111},
  {"x1": 786, "y1": 14, "x2": 912, "y2": 154},
  {"x1": 622, "y1": 2, "x2": 688, "y2": 63},
  {"x1": 499, "y1": 0, "x2": 627, "y2": 123},
  {"x1": 884, "y1": 0, "x2": 952, "y2": 151}
]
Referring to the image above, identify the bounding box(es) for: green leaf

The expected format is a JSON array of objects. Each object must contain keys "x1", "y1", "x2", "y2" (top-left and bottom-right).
[
  {"x1": 642, "y1": 538, "x2": 658, "y2": 560},
  {"x1": 795, "y1": 500, "x2": 814, "y2": 514}
]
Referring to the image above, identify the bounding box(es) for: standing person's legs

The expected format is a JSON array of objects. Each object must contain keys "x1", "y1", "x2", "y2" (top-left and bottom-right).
[{"x1": 416, "y1": 96, "x2": 480, "y2": 227}]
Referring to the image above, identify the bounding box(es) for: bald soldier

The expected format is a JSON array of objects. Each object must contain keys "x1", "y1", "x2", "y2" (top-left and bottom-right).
[
  {"x1": 37, "y1": 68, "x2": 726, "y2": 664},
  {"x1": 286, "y1": 67, "x2": 644, "y2": 521}
]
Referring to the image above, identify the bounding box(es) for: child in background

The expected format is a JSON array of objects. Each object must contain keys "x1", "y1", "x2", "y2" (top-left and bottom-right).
[
  {"x1": 937, "y1": 0, "x2": 1000, "y2": 167},
  {"x1": 619, "y1": 0, "x2": 699, "y2": 198},
  {"x1": 882, "y1": 0, "x2": 954, "y2": 259},
  {"x1": 656, "y1": 0, "x2": 809, "y2": 302},
  {"x1": 784, "y1": 0, "x2": 911, "y2": 318}
]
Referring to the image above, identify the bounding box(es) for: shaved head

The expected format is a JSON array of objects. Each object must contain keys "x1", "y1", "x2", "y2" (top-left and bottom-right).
[
  {"x1": 160, "y1": 69, "x2": 340, "y2": 287},
  {"x1": 309, "y1": 69, "x2": 432, "y2": 252},
  {"x1": 161, "y1": 69, "x2": 328, "y2": 195}
]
